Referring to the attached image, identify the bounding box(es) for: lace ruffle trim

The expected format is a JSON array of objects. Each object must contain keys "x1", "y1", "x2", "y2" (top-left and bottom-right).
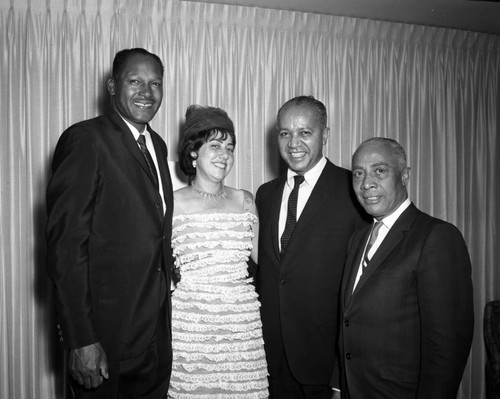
[
  {"x1": 172, "y1": 328, "x2": 263, "y2": 343},
  {"x1": 173, "y1": 359, "x2": 267, "y2": 374},
  {"x1": 173, "y1": 287, "x2": 258, "y2": 303},
  {"x1": 169, "y1": 381, "x2": 268, "y2": 393},
  {"x1": 173, "y1": 219, "x2": 257, "y2": 236},
  {"x1": 175, "y1": 249, "x2": 249, "y2": 267},
  {"x1": 173, "y1": 348, "x2": 266, "y2": 363},
  {"x1": 173, "y1": 338, "x2": 265, "y2": 354},
  {"x1": 171, "y1": 369, "x2": 268, "y2": 384},
  {"x1": 176, "y1": 262, "x2": 248, "y2": 277},
  {"x1": 168, "y1": 391, "x2": 268, "y2": 399},
  {"x1": 173, "y1": 230, "x2": 254, "y2": 246},
  {"x1": 172, "y1": 319, "x2": 262, "y2": 334},
  {"x1": 173, "y1": 310, "x2": 261, "y2": 325},
  {"x1": 173, "y1": 212, "x2": 257, "y2": 224},
  {"x1": 176, "y1": 270, "x2": 250, "y2": 284},
  {"x1": 173, "y1": 299, "x2": 260, "y2": 314},
  {"x1": 176, "y1": 281, "x2": 255, "y2": 294},
  {"x1": 174, "y1": 240, "x2": 252, "y2": 256}
]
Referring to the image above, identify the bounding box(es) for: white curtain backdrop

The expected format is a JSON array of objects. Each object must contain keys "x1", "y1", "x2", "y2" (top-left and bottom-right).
[{"x1": 1, "y1": 0, "x2": 499, "y2": 397}]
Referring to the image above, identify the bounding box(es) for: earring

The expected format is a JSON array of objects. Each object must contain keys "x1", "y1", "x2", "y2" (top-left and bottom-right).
[{"x1": 192, "y1": 160, "x2": 197, "y2": 168}]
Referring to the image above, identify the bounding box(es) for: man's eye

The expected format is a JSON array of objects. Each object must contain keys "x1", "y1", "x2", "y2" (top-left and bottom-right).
[
  {"x1": 353, "y1": 171, "x2": 364, "y2": 178},
  {"x1": 279, "y1": 131, "x2": 289, "y2": 137}
]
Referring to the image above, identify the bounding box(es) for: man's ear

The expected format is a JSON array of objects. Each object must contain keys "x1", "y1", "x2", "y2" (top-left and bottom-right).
[
  {"x1": 107, "y1": 78, "x2": 116, "y2": 96},
  {"x1": 402, "y1": 167, "x2": 411, "y2": 186},
  {"x1": 322, "y1": 127, "x2": 330, "y2": 145}
]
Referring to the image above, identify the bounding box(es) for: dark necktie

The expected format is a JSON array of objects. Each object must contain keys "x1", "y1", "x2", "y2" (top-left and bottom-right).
[
  {"x1": 363, "y1": 221, "x2": 383, "y2": 267},
  {"x1": 280, "y1": 175, "x2": 305, "y2": 257},
  {"x1": 137, "y1": 134, "x2": 159, "y2": 188}
]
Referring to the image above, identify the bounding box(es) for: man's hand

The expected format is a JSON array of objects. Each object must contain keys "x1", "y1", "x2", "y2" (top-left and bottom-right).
[
  {"x1": 69, "y1": 342, "x2": 109, "y2": 389},
  {"x1": 331, "y1": 390, "x2": 341, "y2": 399}
]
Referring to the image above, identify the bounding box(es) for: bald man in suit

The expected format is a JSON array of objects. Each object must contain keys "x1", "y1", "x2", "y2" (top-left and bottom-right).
[
  {"x1": 339, "y1": 137, "x2": 474, "y2": 399},
  {"x1": 256, "y1": 96, "x2": 368, "y2": 398}
]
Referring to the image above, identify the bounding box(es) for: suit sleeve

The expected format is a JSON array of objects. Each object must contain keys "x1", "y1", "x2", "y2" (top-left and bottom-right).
[
  {"x1": 46, "y1": 126, "x2": 100, "y2": 349},
  {"x1": 416, "y1": 223, "x2": 474, "y2": 398}
]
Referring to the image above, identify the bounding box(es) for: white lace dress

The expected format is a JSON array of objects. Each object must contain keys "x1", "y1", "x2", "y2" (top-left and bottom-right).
[{"x1": 168, "y1": 209, "x2": 269, "y2": 399}]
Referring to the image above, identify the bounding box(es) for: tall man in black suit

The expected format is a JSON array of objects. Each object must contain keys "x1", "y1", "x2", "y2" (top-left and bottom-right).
[
  {"x1": 340, "y1": 137, "x2": 474, "y2": 399},
  {"x1": 256, "y1": 96, "x2": 367, "y2": 398},
  {"x1": 46, "y1": 48, "x2": 173, "y2": 398}
]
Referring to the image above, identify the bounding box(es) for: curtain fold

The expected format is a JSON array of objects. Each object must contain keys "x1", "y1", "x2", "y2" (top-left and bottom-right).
[{"x1": 1, "y1": 0, "x2": 499, "y2": 397}]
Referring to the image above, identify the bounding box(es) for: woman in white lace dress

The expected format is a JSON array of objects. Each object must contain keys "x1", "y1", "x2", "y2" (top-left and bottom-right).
[{"x1": 167, "y1": 105, "x2": 269, "y2": 399}]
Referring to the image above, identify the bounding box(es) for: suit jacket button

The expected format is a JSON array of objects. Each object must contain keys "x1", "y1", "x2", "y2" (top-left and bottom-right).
[
  {"x1": 344, "y1": 320, "x2": 350, "y2": 327},
  {"x1": 157, "y1": 266, "x2": 161, "y2": 272},
  {"x1": 280, "y1": 279, "x2": 285, "y2": 285},
  {"x1": 155, "y1": 202, "x2": 161, "y2": 209},
  {"x1": 346, "y1": 353, "x2": 352, "y2": 360}
]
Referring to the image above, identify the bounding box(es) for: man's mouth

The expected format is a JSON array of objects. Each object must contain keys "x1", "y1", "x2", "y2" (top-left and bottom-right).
[
  {"x1": 134, "y1": 101, "x2": 153, "y2": 109},
  {"x1": 289, "y1": 151, "x2": 306, "y2": 159}
]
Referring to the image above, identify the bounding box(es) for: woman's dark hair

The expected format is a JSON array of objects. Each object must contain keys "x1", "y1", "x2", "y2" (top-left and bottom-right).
[
  {"x1": 179, "y1": 105, "x2": 236, "y2": 177},
  {"x1": 179, "y1": 128, "x2": 235, "y2": 177}
]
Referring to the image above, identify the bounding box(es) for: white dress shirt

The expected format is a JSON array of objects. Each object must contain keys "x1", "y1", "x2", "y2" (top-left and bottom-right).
[
  {"x1": 352, "y1": 198, "x2": 411, "y2": 291},
  {"x1": 278, "y1": 157, "x2": 327, "y2": 251}
]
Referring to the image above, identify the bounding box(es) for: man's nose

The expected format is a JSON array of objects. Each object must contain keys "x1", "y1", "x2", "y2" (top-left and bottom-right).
[
  {"x1": 362, "y1": 175, "x2": 376, "y2": 190},
  {"x1": 139, "y1": 84, "x2": 152, "y2": 97},
  {"x1": 287, "y1": 133, "x2": 300, "y2": 147}
]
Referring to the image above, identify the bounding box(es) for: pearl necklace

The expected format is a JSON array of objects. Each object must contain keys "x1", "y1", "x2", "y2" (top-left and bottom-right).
[{"x1": 191, "y1": 182, "x2": 227, "y2": 199}]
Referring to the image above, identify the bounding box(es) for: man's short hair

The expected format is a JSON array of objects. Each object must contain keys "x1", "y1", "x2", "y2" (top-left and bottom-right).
[
  {"x1": 112, "y1": 48, "x2": 164, "y2": 79},
  {"x1": 356, "y1": 137, "x2": 408, "y2": 170},
  {"x1": 277, "y1": 96, "x2": 327, "y2": 131}
]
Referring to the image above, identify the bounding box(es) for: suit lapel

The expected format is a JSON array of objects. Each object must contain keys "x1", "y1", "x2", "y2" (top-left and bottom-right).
[
  {"x1": 290, "y1": 162, "x2": 333, "y2": 242},
  {"x1": 150, "y1": 129, "x2": 173, "y2": 212},
  {"x1": 349, "y1": 204, "x2": 419, "y2": 297},
  {"x1": 342, "y1": 228, "x2": 370, "y2": 307},
  {"x1": 112, "y1": 113, "x2": 157, "y2": 187}
]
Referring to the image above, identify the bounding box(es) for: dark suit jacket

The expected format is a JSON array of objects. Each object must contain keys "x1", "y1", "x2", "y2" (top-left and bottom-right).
[
  {"x1": 340, "y1": 203, "x2": 474, "y2": 399},
  {"x1": 46, "y1": 111, "x2": 173, "y2": 363},
  {"x1": 256, "y1": 160, "x2": 367, "y2": 385}
]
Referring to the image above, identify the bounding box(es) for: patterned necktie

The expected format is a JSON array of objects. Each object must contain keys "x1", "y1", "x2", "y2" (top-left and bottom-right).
[
  {"x1": 280, "y1": 175, "x2": 305, "y2": 257},
  {"x1": 363, "y1": 221, "x2": 383, "y2": 267},
  {"x1": 137, "y1": 134, "x2": 159, "y2": 188}
]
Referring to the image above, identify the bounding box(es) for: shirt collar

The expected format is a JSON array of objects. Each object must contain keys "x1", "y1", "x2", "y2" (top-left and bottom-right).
[
  {"x1": 116, "y1": 112, "x2": 147, "y2": 140},
  {"x1": 376, "y1": 197, "x2": 411, "y2": 229},
  {"x1": 286, "y1": 157, "x2": 327, "y2": 188}
]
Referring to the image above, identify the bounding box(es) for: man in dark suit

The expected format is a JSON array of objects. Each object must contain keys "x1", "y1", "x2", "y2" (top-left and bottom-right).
[
  {"x1": 340, "y1": 137, "x2": 474, "y2": 399},
  {"x1": 46, "y1": 48, "x2": 173, "y2": 398},
  {"x1": 256, "y1": 96, "x2": 367, "y2": 399}
]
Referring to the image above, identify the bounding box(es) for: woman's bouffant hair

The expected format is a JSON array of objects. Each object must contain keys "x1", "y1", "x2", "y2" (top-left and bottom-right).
[{"x1": 179, "y1": 105, "x2": 236, "y2": 177}]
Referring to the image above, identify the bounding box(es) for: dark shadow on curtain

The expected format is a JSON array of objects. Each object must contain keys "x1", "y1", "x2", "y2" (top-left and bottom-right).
[
  {"x1": 97, "y1": 70, "x2": 113, "y2": 116},
  {"x1": 33, "y1": 158, "x2": 66, "y2": 399},
  {"x1": 265, "y1": 123, "x2": 287, "y2": 180}
]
